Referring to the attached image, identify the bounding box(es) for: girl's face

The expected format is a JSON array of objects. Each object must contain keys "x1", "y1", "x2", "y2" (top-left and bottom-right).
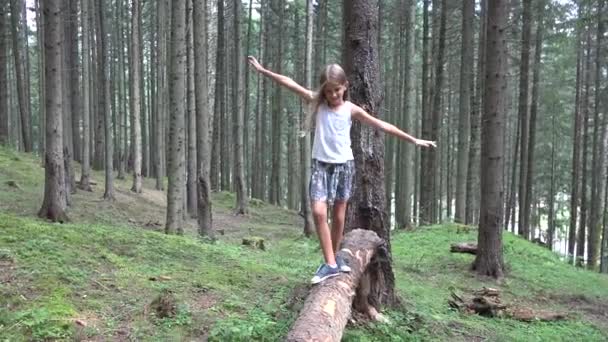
[{"x1": 323, "y1": 82, "x2": 347, "y2": 107}]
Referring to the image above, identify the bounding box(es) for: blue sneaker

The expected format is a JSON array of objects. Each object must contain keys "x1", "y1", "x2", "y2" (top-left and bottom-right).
[
  {"x1": 336, "y1": 255, "x2": 351, "y2": 273},
  {"x1": 310, "y1": 263, "x2": 340, "y2": 284}
]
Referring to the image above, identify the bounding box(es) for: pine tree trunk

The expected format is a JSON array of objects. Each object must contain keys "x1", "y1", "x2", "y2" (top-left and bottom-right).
[
  {"x1": 466, "y1": 0, "x2": 485, "y2": 225},
  {"x1": 9, "y1": 0, "x2": 32, "y2": 152},
  {"x1": 98, "y1": 0, "x2": 114, "y2": 201},
  {"x1": 419, "y1": 0, "x2": 432, "y2": 225},
  {"x1": 233, "y1": 0, "x2": 247, "y2": 214},
  {"x1": 0, "y1": 2, "x2": 8, "y2": 146},
  {"x1": 131, "y1": 0, "x2": 143, "y2": 193},
  {"x1": 455, "y1": 0, "x2": 474, "y2": 223},
  {"x1": 343, "y1": 0, "x2": 397, "y2": 308},
  {"x1": 194, "y1": 0, "x2": 213, "y2": 238},
  {"x1": 140, "y1": 2, "x2": 148, "y2": 177},
  {"x1": 155, "y1": 0, "x2": 167, "y2": 191},
  {"x1": 517, "y1": 0, "x2": 532, "y2": 239},
  {"x1": 35, "y1": 0, "x2": 45, "y2": 157},
  {"x1": 568, "y1": 1, "x2": 584, "y2": 261},
  {"x1": 587, "y1": 0, "x2": 605, "y2": 270},
  {"x1": 38, "y1": 0, "x2": 68, "y2": 222},
  {"x1": 525, "y1": 0, "x2": 545, "y2": 241},
  {"x1": 93, "y1": 0, "x2": 105, "y2": 171},
  {"x1": 78, "y1": 0, "x2": 92, "y2": 192},
  {"x1": 186, "y1": 0, "x2": 197, "y2": 215},
  {"x1": 165, "y1": 0, "x2": 186, "y2": 235},
  {"x1": 577, "y1": 28, "x2": 592, "y2": 267},
  {"x1": 299, "y1": 0, "x2": 314, "y2": 236},
  {"x1": 548, "y1": 103, "x2": 556, "y2": 249},
  {"x1": 472, "y1": 0, "x2": 506, "y2": 279},
  {"x1": 269, "y1": 0, "x2": 284, "y2": 206},
  {"x1": 68, "y1": 0, "x2": 81, "y2": 162},
  {"x1": 210, "y1": 0, "x2": 224, "y2": 191}
]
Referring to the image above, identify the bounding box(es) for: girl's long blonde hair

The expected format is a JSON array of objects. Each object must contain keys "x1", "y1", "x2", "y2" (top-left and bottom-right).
[{"x1": 301, "y1": 64, "x2": 349, "y2": 135}]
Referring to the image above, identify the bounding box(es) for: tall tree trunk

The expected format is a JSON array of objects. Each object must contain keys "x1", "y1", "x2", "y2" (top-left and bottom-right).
[
  {"x1": 68, "y1": 0, "x2": 81, "y2": 163},
  {"x1": 186, "y1": 0, "x2": 197, "y2": 215},
  {"x1": 131, "y1": 0, "x2": 143, "y2": 193},
  {"x1": 233, "y1": 0, "x2": 247, "y2": 214},
  {"x1": 578, "y1": 28, "x2": 592, "y2": 267},
  {"x1": 98, "y1": 0, "x2": 114, "y2": 201},
  {"x1": 155, "y1": 0, "x2": 167, "y2": 191},
  {"x1": 165, "y1": 0, "x2": 186, "y2": 235},
  {"x1": 9, "y1": 0, "x2": 32, "y2": 152},
  {"x1": 396, "y1": 0, "x2": 415, "y2": 230},
  {"x1": 587, "y1": 0, "x2": 605, "y2": 270},
  {"x1": 467, "y1": 0, "x2": 486, "y2": 225},
  {"x1": 473, "y1": 0, "x2": 506, "y2": 279},
  {"x1": 568, "y1": 0, "x2": 585, "y2": 261},
  {"x1": 93, "y1": 0, "x2": 104, "y2": 170},
  {"x1": 210, "y1": 0, "x2": 224, "y2": 191},
  {"x1": 517, "y1": 0, "x2": 532, "y2": 239},
  {"x1": 140, "y1": 2, "x2": 148, "y2": 178},
  {"x1": 78, "y1": 0, "x2": 92, "y2": 192},
  {"x1": 525, "y1": 0, "x2": 545, "y2": 241},
  {"x1": 419, "y1": 0, "x2": 432, "y2": 225},
  {"x1": 0, "y1": 2, "x2": 8, "y2": 146},
  {"x1": 455, "y1": 0, "x2": 474, "y2": 223},
  {"x1": 194, "y1": 0, "x2": 213, "y2": 238},
  {"x1": 343, "y1": 0, "x2": 397, "y2": 308},
  {"x1": 38, "y1": 0, "x2": 68, "y2": 222},
  {"x1": 548, "y1": 102, "x2": 556, "y2": 249},
  {"x1": 269, "y1": 0, "x2": 284, "y2": 206},
  {"x1": 35, "y1": 0, "x2": 45, "y2": 157},
  {"x1": 300, "y1": 0, "x2": 314, "y2": 237}
]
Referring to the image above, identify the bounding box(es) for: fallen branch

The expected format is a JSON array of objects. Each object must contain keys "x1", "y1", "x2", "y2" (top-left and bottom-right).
[{"x1": 450, "y1": 242, "x2": 477, "y2": 254}]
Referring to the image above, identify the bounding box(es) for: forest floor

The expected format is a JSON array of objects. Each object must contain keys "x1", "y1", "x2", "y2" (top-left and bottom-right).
[{"x1": 1, "y1": 146, "x2": 607, "y2": 341}]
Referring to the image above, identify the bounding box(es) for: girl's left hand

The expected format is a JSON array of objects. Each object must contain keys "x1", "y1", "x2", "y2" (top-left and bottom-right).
[{"x1": 415, "y1": 139, "x2": 436, "y2": 148}]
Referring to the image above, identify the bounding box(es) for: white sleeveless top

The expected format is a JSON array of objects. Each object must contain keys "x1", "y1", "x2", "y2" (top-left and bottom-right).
[{"x1": 312, "y1": 101, "x2": 354, "y2": 163}]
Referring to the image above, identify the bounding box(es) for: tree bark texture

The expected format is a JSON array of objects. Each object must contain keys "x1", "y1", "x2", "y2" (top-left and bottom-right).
[
  {"x1": 473, "y1": 0, "x2": 507, "y2": 279},
  {"x1": 286, "y1": 229, "x2": 383, "y2": 342},
  {"x1": 342, "y1": 0, "x2": 397, "y2": 308},
  {"x1": 38, "y1": 0, "x2": 68, "y2": 222}
]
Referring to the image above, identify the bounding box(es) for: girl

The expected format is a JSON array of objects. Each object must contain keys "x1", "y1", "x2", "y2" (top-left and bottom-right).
[{"x1": 247, "y1": 56, "x2": 436, "y2": 284}]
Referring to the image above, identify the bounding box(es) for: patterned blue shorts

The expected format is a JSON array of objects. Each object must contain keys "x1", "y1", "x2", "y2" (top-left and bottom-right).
[{"x1": 309, "y1": 159, "x2": 355, "y2": 203}]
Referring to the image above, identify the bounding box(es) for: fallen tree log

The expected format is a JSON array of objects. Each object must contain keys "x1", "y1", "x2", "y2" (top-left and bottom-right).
[
  {"x1": 286, "y1": 229, "x2": 383, "y2": 342},
  {"x1": 450, "y1": 242, "x2": 478, "y2": 254},
  {"x1": 449, "y1": 288, "x2": 568, "y2": 322}
]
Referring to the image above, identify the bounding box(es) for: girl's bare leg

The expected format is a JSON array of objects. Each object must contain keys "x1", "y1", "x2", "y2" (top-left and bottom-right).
[
  {"x1": 312, "y1": 200, "x2": 336, "y2": 265},
  {"x1": 331, "y1": 200, "x2": 348, "y2": 254}
]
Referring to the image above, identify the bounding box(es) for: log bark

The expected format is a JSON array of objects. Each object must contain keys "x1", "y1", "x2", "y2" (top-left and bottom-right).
[
  {"x1": 286, "y1": 229, "x2": 383, "y2": 342},
  {"x1": 450, "y1": 242, "x2": 478, "y2": 254}
]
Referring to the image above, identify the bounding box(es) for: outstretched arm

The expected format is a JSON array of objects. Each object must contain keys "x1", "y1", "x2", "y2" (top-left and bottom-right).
[
  {"x1": 247, "y1": 56, "x2": 314, "y2": 103},
  {"x1": 351, "y1": 104, "x2": 437, "y2": 148}
]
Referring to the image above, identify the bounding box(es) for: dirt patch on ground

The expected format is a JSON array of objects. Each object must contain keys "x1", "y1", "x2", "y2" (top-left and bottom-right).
[{"x1": 549, "y1": 294, "x2": 608, "y2": 330}]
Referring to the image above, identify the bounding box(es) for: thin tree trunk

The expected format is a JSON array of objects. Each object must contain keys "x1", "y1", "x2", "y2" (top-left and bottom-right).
[
  {"x1": 455, "y1": 0, "x2": 474, "y2": 223},
  {"x1": 525, "y1": 0, "x2": 545, "y2": 241},
  {"x1": 233, "y1": 0, "x2": 247, "y2": 214},
  {"x1": 78, "y1": 0, "x2": 92, "y2": 192},
  {"x1": 419, "y1": 0, "x2": 432, "y2": 225},
  {"x1": 587, "y1": 0, "x2": 605, "y2": 270},
  {"x1": 578, "y1": 28, "x2": 592, "y2": 267},
  {"x1": 467, "y1": 0, "x2": 486, "y2": 225},
  {"x1": 210, "y1": 0, "x2": 224, "y2": 191},
  {"x1": 517, "y1": 0, "x2": 532, "y2": 239},
  {"x1": 93, "y1": 0, "x2": 105, "y2": 170},
  {"x1": 98, "y1": 0, "x2": 114, "y2": 201},
  {"x1": 269, "y1": 0, "x2": 284, "y2": 206},
  {"x1": 38, "y1": 0, "x2": 68, "y2": 222},
  {"x1": 194, "y1": 0, "x2": 213, "y2": 238},
  {"x1": 473, "y1": 0, "x2": 506, "y2": 279},
  {"x1": 300, "y1": 0, "x2": 314, "y2": 237},
  {"x1": 9, "y1": 0, "x2": 32, "y2": 152},
  {"x1": 35, "y1": 0, "x2": 45, "y2": 157},
  {"x1": 186, "y1": 0, "x2": 197, "y2": 215},
  {"x1": 0, "y1": 2, "x2": 8, "y2": 146},
  {"x1": 68, "y1": 0, "x2": 81, "y2": 162},
  {"x1": 155, "y1": 0, "x2": 167, "y2": 191},
  {"x1": 131, "y1": 0, "x2": 143, "y2": 193},
  {"x1": 165, "y1": 0, "x2": 186, "y2": 235}
]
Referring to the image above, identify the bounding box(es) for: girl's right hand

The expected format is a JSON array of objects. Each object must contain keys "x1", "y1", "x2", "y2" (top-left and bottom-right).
[{"x1": 247, "y1": 56, "x2": 264, "y2": 73}]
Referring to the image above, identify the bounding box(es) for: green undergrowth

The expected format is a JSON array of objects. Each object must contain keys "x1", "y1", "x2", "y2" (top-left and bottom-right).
[{"x1": 1, "y1": 146, "x2": 608, "y2": 341}]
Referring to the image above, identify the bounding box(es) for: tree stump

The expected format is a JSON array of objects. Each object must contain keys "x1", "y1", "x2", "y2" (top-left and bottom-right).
[{"x1": 286, "y1": 229, "x2": 384, "y2": 342}]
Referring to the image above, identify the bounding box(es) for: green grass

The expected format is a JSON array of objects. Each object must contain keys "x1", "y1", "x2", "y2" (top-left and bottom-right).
[{"x1": 1, "y1": 146, "x2": 607, "y2": 341}]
